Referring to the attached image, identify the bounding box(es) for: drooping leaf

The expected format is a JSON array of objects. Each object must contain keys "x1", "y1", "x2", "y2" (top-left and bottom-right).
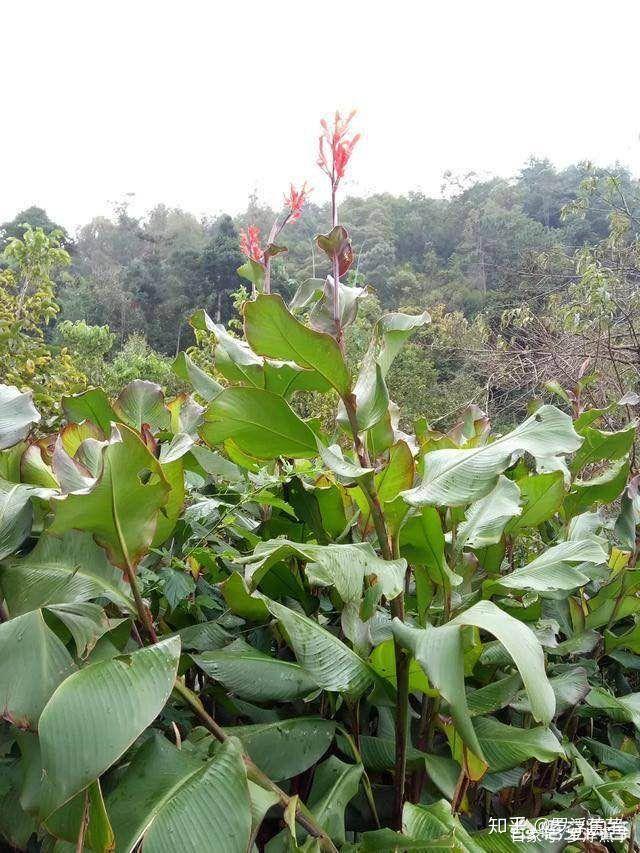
[
  {"x1": 485, "y1": 536, "x2": 608, "y2": 595},
  {"x1": 173, "y1": 351, "x2": 223, "y2": 402},
  {"x1": 265, "y1": 599, "x2": 376, "y2": 697},
  {"x1": 48, "y1": 424, "x2": 170, "y2": 570},
  {"x1": 200, "y1": 386, "x2": 317, "y2": 459},
  {"x1": 39, "y1": 636, "x2": 180, "y2": 817},
  {"x1": 0, "y1": 478, "x2": 54, "y2": 560},
  {"x1": 457, "y1": 476, "x2": 521, "y2": 549},
  {"x1": 0, "y1": 385, "x2": 40, "y2": 450},
  {"x1": 402, "y1": 405, "x2": 582, "y2": 507},
  {"x1": 393, "y1": 601, "x2": 555, "y2": 758},
  {"x1": 400, "y1": 506, "x2": 462, "y2": 588},
  {"x1": 0, "y1": 609, "x2": 76, "y2": 728},
  {"x1": 0, "y1": 531, "x2": 134, "y2": 615}
]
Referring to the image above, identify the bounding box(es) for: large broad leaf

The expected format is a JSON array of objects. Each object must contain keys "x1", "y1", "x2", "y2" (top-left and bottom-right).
[
  {"x1": 62, "y1": 388, "x2": 118, "y2": 434},
  {"x1": 46, "y1": 602, "x2": 123, "y2": 659},
  {"x1": 505, "y1": 471, "x2": 565, "y2": 533},
  {"x1": 200, "y1": 387, "x2": 317, "y2": 460},
  {"x1": 193, "y1": 639, "x2": 319, "y2": 701},
  {"x1": 108, "y1": 734, "x2": 251, "y2": 853},
  {"x1": 0, "y1": 385, "x2": 40, "y2": 449},
  {"x1": 402, "y1": 405, "x2": 582, "y2": 507},
  {"x1": 485, "y1": 536, "x2": 609, "y2": 595},
  {"x1": 0, "y1": 531, "x2": 134, "y2": 615},
  {"x1": 39, "y1": 636, "x2": 180, "y2": 817},
  {"x1": 393, "y1": 601, "x2": 555, "y2": 758},
  {"x1": 0, "y1": 610, "x2": 76, "y2": 728},
  {"x1": 457, "y1": 476, "x2": 521, "y2": 548},
  {"x1": 243, "y1": 292, "x2": 351, "y2": 396},
  {"x1": 227, "y1": 717, "x2": 336, "y2": 781},
  {"x1": 402, "y1": 800, "x2": 484, "y2": 852},
  {"x1": 571, "y1": 422, "x2": 636, "y2": 473},
  {"x1": 0, "y1": 478, "x2": 54, "y2": 559},
  {"x1": 338, "y1": 311, "x2": 429, "y2": 432},
  {"x1": 241, "y1": 538, "x2": 406, "y2": 602},
  {"x1": 469, "y1": 716, "x2": 564, "y2": 773},
  {"x1": 172, "y1": 351, "x2": 223, "y2": 402},
  {"x1": 400, "y1": 506, "x2": 462, "y2": 589},
  {"x1": 265, "y1": 599, "x2": 376, "y2": 697},
  {"x1": 112, "y1": 380, "x2": 170, "y2": 431},
  {"x1": 151, "y1": 458, "x2": 185, "y2": 547},
  {"x1": 299, "y1": 755, "x2": 363, "y2": 845},
  {"x1": 48, "y1": 424, "x2": 170, "y2": 570},
  {"x1": 565, "y1": 455, "x2": 630, "y2": 518}
]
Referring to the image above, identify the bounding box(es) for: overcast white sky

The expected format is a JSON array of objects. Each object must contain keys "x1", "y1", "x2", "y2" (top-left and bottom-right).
[{"x1": 2, "y1": 0, "x2": 640, "y2": 231}]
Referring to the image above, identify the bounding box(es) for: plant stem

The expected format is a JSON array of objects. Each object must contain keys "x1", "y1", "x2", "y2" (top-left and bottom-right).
[
  {"x1": 75, "y1": 788, "x2": 90, "y2": 853},
  {"x1": 121, "y1": 556, "x2": 158, "y2": 643},
  {"x1": 342, "y1": 392, "x2": 409, "y2": 829},
  {"x1": 172, "y1": 681, "x2": 337, "y2": 851}
]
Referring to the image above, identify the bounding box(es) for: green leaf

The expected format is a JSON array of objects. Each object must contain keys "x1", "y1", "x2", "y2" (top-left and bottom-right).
[
  {"x1": 505, "y1": 471, "x2": 565, "y2": 533},
  {"x1": 172, "y1": 351, "x2": 223, "y2": 401},
  {"x1": 62, "y1": 388, "x2": 118, "y2": 434},
  {"x1": 393, "y1": 601, "x2": 555, "y2": 758},
  {"x1": 220, "y1": 571, "x2": 270, "y2": 621},
  {"x1": 402, "y1": 800, "x2": 484, "y2": 851},
  {"x1": 400, "y1": 506, "x2": 462, "y2": 589},
  {"x1": 49, "y1": 424, "x2": 170, "y2": 570},
  {"x1": 39, "y1": 636, "x2": 180, "y2": 817},
  {"x1": 457, "y1": 476, "x2": 521, "y2": 548},
  {"x1": 0, "y1": 531, "x2": 134, "y2": 616},
  {"x1": 485, "y1": 536, "x2": 608, "y2": 595},
  {"x1": 242, "y1": 538, "x2": 406, "y2": 604},
  {"x1": 0, "y1": 385, "x2": 40, "y2": 449},
  {"x1": 470, "y1": 716, "x2": 564, "y2": 772},
  {"x1": 0, "y1": 478, "x2": 53, "y2": 560},
  {"x1": 200, "y1": 387, "x2": 317, "y2": 460},
  {"x1": 565, "y1": 455, "x2": 630, "y2": 518},
  {"x1": 303, "y1": 755, "x2": 363, "y2": 844},
  {"x1": 112, "y1": 380, "x2": 170, "y2": 431},
  {"x1": 571, "y1": 423, "x2": 636, "y2": 473},
  {"x1": 338, "y1": 312, "x2": 429, "y2": 432},
  {"x1": 0, "y1": 610, "x2": 76, "y2": 728},
  {"x1": 265, "y1": 599, "x2": 376, "y2": 697},
  {"x1": 152, "y1": 458, "x2": 185, "y2": 548},
  {"x1": 243, "y1": 293, "x2": 351, "y2": 396},
  {"x1": 45, "y1": 780, "x2": 114, "y2": 853},
  {"x1": 108, "y1": 733, "x2": 251, "y2": 853},
  {"x1": 227, "y1": 717, "x2": 336, "y2": 781},
  {"x1": 46, "y1": 602, "x2": 123, "y2": 659},
  {"x1": 316, "y1": 440, "x2": 374, "y2": 486},
  {"x1": 402, "y1": 405, "x2": 582, "y2": 507},
  {"x1": 193, "y1": 639, "x2": 319, "y2": 701}
]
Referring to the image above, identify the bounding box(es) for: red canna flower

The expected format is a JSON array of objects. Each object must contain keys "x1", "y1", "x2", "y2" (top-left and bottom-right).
[
  {"x1": 317, "y1": 110, "x2": 361, "y2": 187},
  {"x1": 239, "y1": 225, "x2": 263, "y2": 263},
  {"x1": 283, "y1": 182, "x2": 312, "y2": 222}
]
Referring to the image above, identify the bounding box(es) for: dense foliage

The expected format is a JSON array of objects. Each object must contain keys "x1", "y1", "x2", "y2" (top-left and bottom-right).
[{"x1": 1, "y1": 114, "x2": 640, "y2": 852}]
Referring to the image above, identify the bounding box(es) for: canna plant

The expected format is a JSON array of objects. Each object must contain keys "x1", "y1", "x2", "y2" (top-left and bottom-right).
[{"x1": 0, "y1": 114, "x2": 639, "y2": 853}]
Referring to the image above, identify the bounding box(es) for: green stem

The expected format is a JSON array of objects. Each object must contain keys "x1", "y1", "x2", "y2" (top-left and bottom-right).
[{"x1": 342, "y1": 393, "x2": 409, "y2": 829}]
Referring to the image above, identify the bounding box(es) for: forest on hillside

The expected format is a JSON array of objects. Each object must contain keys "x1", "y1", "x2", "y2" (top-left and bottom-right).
[{"x1": 3, "y1": 157, "x2": 640, "y2": 430}]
